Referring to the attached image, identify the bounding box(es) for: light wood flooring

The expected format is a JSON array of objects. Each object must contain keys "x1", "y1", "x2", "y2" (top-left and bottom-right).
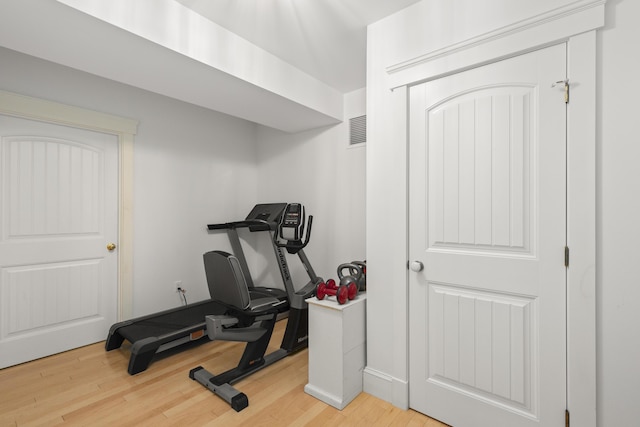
[{"x1": 0, "y1": 320, "x2": 448, "y2": 426}]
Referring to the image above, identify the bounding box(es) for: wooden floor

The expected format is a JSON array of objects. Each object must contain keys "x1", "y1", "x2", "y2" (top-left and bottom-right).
[{"x1": 0, "y1": 320, "x2": 448, "y2": 427}]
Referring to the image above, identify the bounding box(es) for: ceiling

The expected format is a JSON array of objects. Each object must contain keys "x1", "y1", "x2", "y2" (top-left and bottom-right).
[
  {"x1": 174, "y1": 0, "x2": 421, "y2": 93},
  {"x1": 0, "y1": 0, "x2": 420, "y2": 132}
]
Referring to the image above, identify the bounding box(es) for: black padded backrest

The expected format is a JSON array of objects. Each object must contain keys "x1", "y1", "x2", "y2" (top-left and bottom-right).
[{"x1": 203, "y1": 250, "x2": 251, "y2": 310}]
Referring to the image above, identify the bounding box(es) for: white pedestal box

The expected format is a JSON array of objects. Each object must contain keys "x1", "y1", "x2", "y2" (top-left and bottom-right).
[{"x1": 304, "y1": 294, "x2": 366, "y2": 410}]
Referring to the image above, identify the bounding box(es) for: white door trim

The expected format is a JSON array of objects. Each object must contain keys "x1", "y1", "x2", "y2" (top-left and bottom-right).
[
  {"x1": 0, "y1": 90, "x2": 138, "y2": 321},
  {"x1": 380, "y1": 7, "x2": 601, "y2": 427},
  {"x1": 385, "y1": 0, "x2": 605, "y2": 90}
]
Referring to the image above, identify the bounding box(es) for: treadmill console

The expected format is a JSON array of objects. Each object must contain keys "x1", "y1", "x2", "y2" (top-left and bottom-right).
[
  {"x1": 272, "y1": 203, "x2": 312, "y2": 254},
  {"x1": 279, "y1": 203, "x2": 305, "y2": 242}
]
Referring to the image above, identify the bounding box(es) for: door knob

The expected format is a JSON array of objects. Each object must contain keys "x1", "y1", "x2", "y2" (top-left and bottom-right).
[
  {"x1": 410, "y1": 261, "x2": 424, "y2": 272},
  {"x1": 107, "y1": 243, "x2": 117, "y2": 251}
]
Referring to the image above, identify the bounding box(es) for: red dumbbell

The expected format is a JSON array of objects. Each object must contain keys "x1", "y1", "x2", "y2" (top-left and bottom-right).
[
  {"x1": 316, "y1": 281, "x2": 349, "y2": 304},
  {"x1": 326, "y1": 278, "x2": 358, "y2": 301}
]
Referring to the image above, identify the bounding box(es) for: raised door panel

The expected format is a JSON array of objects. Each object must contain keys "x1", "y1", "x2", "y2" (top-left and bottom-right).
[{"x1": 427, "y1": 87, "x2": 533, "y2": 256}]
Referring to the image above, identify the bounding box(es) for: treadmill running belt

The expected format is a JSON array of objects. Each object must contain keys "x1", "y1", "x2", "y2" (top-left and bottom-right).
[{"x1": 117, "y1": 301, "x2": 226, "y2": 343}]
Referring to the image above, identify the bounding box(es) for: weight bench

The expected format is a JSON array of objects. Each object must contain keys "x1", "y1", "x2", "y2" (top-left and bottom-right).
[{"x1": 189, "y1": 250, "x2": 290, "y2": 411}]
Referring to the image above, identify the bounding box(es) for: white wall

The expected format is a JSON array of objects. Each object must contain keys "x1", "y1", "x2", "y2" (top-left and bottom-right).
[
  {"x1": 0, "y1": 45, "x2": 367, "y2": 319},
  {"x1": 597, "y1": 0, "x2": 640, "y2": 425},
  {"x1": 367, "y1": 0, "x2": 640, "y2": 425},
  {"x1": 254, "y1": 89, "x2": 367, "y2": 286},
  {"x1": 130, "y1": 99, "x2": 258, "y2": 314},
  {"x1": 0, "y1": 46, "x2": 259, "y2": 316}
]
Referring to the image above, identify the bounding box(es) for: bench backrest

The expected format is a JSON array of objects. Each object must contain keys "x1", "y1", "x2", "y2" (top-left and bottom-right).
[{"x1": 203, "y1": 250, "x2": 251, "y2": 310}]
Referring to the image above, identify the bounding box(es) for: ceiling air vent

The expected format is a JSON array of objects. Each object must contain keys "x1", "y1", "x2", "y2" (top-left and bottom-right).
[{"x1": 349, "y1": 115, "x2": 366, "y2": 145}]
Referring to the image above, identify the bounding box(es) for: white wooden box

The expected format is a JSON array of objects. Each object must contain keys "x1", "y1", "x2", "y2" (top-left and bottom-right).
[{"x1": 304, "y1": 294, "x2": 366, "y2": 410}]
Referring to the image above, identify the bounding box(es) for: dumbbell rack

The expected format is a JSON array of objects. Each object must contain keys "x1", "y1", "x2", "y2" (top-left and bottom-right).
[{"x1": 304, "y1": 294, "x2": 367, "y2": 410}]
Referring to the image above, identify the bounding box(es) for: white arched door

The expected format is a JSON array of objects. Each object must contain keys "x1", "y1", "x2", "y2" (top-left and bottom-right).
[
  {"x1": 409, "y1": 44, "x2": 568, "y2": 427},
  {"x1": 0, "y1": 114, "x2": 119, "y2": 368}
]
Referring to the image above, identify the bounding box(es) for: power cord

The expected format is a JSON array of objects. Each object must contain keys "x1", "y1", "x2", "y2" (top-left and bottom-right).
[{"x1": 177, "y1": 287, "x2": 188, "y2": 305}]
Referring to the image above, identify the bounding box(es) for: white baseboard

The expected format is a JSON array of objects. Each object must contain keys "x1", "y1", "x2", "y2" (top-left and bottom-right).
[
  {"x1": 304, "y1": 383, "x2": 359, "y2": 410},
  {"x1": 363, "y1": 367, "x2": 409, "y2": 410}
]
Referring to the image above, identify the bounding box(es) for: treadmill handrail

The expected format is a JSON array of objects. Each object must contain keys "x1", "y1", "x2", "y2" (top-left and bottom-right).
[{"x1": 207, "y1": 219, "x2": 274, "y2": 231}]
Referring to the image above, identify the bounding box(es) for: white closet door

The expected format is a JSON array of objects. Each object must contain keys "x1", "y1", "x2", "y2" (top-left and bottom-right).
[
  {"x1": 0, "y1": 114, "x2": 118, "y2": 368},
  {"x1": 409, "y1": 44, "x2": 568, "y2": 427}
]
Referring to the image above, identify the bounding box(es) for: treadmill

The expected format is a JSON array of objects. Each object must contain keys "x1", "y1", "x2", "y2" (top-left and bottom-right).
[
  {"x1": 105, "y1": 203, "x2": 319, "y2": 375},
  {"x1": 206, "y1": 203, "x2": 290, "y2": 305},
  {"x1": 104, "y1": 299, "x2": 227, "y2": 375}
]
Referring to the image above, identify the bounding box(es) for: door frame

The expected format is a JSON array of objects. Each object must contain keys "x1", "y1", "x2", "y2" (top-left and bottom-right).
[
  {"x1": 0, "y1": 90, "x2": 138, "y2": 321},
  {"x1": 379, "y1": 4, "x2": 601, "y2": 426}
]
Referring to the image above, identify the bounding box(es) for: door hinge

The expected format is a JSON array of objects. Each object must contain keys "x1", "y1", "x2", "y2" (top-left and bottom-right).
[
  {"x1": 566, "y1": 409, "x2": 570, "y2": 427},
  {"x1": 564, "y1": 246, "x2": 570, "y2": 267},
  {"x1": 553, "y1": 79, "x2": 570, "y2": 103}
]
